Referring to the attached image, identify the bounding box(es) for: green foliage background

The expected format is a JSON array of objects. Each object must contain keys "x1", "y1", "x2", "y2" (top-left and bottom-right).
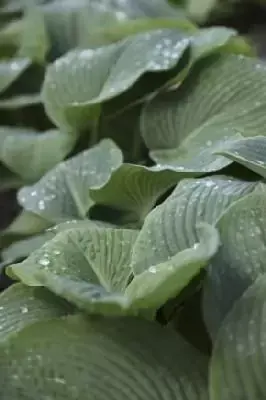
[{"x1": 0, "y1": 0, "x2": 266, "y2": 399}]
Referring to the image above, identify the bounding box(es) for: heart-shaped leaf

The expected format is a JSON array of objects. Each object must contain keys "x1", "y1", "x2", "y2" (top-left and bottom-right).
[
  {"x1": 0, "y1": 283, "x2": 72, "y2": 342},
  {"x1": 126, "y1": 223, "x2": 219, "y2": 314},
  {"x1": 9, "y1": 226, "x2": 138, "y2": 316},
  {"x1": 210, "y1": 275, "x2": 266, "y2": 400},
  {"x1": 131, "y1": 175, "x2": 259, "y2": 274},
  {"x1": 18, "y1": 139, "x2": 123, "y2": 223},
  {"x1": 0, "y1": 314, "x2": 209, "y2": 400},
  {"x1": 42, "y1": 28, "x2": 191, "y2": 131},
  {"x1": 141, "y1": 55, "x2": 266, "y2": 172},
  {"x1": 0, "y1": 127, "x2": 76, "y2": 182},
  {"x1": 203, "y1": 191, "x2": 266, "y2": 339}
]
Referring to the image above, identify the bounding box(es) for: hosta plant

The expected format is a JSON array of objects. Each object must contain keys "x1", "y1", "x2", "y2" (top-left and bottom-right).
[{"x1": 0, "y1": 0, "x2": 266, "y2": 399}]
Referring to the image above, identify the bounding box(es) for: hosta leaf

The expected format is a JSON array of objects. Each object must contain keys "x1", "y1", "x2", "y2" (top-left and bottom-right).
[
  {"x1": 0, "y1": 128, "x2": 76, "y2": 182},
  {"x1": 203, "y1": 191, "x2": 266, "y2": 339},
  {"x1": 215, "y1": 135, "x2": 266, "y2": 178},
  {"x1": 132, "y1": 175, "x2": 259, "y2": 274},
  {"x1": 0, "y1": 283, "x2": 72, "y2": 342},
  {"x1": 126, "y1": 223, "x2": 219, "y2": 313},
  {"x1": 42, "y1": 0, "x2": 191, "y2": 56},
  {"x1": 141, "y1": 54, "x2": 266, "y2": 172},
  {"x1": 90, "y1": 163, "x2": 182, "y2": 223},
  {"x1": 18, "y1": 139, "x2": 123, "y2": 223},
  {"x1": 0, "y1": 58, "x2": 30, "y2": 94},
  {"x1": 210, "y1": 276, "x2": 266, "y2": 400},
  {"x1": 9, "y1": 226, "x2": 138, "y2": 316},
  {"x1": 42, "y1": 29, "x2": 191, "y2": 131},
  {"x1": 0, "y1": 315, "x2": 209, "y2": 400}
]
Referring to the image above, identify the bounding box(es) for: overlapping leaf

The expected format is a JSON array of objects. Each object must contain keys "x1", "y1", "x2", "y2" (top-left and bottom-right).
[
  {"x1": 203, "y1": 191, "x2": 266, "y2": 339},
  {"x1": 90, "y1": 163, "x2": 182, "y2": 223},
  {"x1": 126, "y1": 223, "x2": 219, "y2": 314},
  {"x1": 131, "y1": 175, "x2": 259, "y2": 274},
  {"x1": 0, "y1": 5, "x2": 48, "y2": 94},
  {"x1": 0, "y1": 314, "x2": 209, "y2": 400},
  {"x1": 141, "y1": 54, "x2": 266, "y2": 171},
  {"x1": 41, "y1": 0, "x2": 191, "y2": 56},
  {"x1": 215, "y1": 135, "x2": 266, "y2": 178},
  {"x1": 0, "y1": 283, "x2": 72, "y2": 342},
  {"x1": 0, "y1": 127, "x2": 76, "y2": 182},
  {"x1": 42, "y1": 29, "x2": 191, "y2": 131},
  {"x1": 8, "y1": 226, "x2": 138, "y2": 316},
  {"x1": 18, "y1": 139, "x2": 123, "y2": 223},
  {"x1": 210, "y1": 275, "x2": 266, "y2": 400}
]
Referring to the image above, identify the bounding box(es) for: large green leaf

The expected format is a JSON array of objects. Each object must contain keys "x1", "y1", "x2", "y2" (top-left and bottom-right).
[
  {"x1": 0, "y1": 283, "x2": 72, "y2": 342},
  {"x1": 9, "y1": 226, "x2": 138, "y2": 316},
  {"x1": 131, "y1": 175, "x2": 259, "y2": 274},
  {"x1": 141, "y1": 54, "x2": 266, "y2": 172},
  {"x1": 42, "y1": 29, "x2": 191, "y2": 131},
  {"x1": 0, "y1": 314, "x2": 209, "y2": 400},
  {"x1": 0, "y1": 127, "x2": 76, "y2": 182},
  {"x1": 126, "y1": 223, "x2": 219, "y2": 314},
  {"x1": 215, "y1": 135, "x2": 266, "y2": 178},
  {"x1": 18, "y1": 139, "x2": 123, "y2": 223},
  {"x1": 90, "y1": 163, "x2": 182, "y2": 224},
  {"x1": 203, "y1": 191, "x2": 266, "y2": 340},
  {"x1": 209, "y1": 275, "x2": 266, "y2": 400},
  {"x1": 42, "y1": 26, "x2": 237, "y2": 132},
  {"x1": 42, "y1": 0, "x2": 192, "y2": 56}
]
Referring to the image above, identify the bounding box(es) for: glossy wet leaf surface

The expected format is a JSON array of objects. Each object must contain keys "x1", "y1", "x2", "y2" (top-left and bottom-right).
[
  {"x1": 141, "y1": 55, "x2": 266, "y2": 172},
  {"x1": 0, "y1": 314, "x2": 209, "y2": 400},
  {"x1": 18, "y1": 139, "x2": 123, "y2": 223}
]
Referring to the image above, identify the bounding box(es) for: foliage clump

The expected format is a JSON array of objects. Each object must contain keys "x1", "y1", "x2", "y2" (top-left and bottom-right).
[{"x1": 0, "y1": 1, "x2": 265, "y2": 399}]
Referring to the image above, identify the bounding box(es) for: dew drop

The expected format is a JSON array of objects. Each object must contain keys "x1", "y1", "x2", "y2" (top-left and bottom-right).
[
  {"x1": 148, "y1": 266, "x2": 157, "y2": 274},
  {"x1": 39, "y1": 258, "x2": 50, "y2": 267},
  {"x1": 20, "y1": 306, "x2": 28, "y2": 314}
]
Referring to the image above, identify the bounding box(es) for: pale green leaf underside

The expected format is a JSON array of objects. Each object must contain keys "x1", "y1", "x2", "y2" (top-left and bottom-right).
[
  {"x1": 90, "y1": 163, "x2": 183, "y2": 223},
  {"x1": 0, "y1": 283, "x2": 71, "y2": 342},
  {"x1": 0, "y1": 128, "x2": 76, "y2": 182},
  {"x1": 9, "y1": 226, "x2": 138, "y2": 316},
  {"x1": 126, "y1": 223, "x2": 219, "y2": 312},
  {"x1": 42, "y1": 28, "x2": 190, "y2": 130},
  {"x1": 215, "y1": 135, "x2": 266, "y2": 178},
  {"x1": 132, "y1": 175, "x2": 258, "y2": 274},
  {"x1": 210, "y1": 276, "x2": 266, "y2": 400},
  {"x1": 141, "y1": 55, "x2": 266, "y2": 171},
  {"x1": 203, "y1": 191, "x2": 266, "y2": 339},
  {"x1": 0, "y1": 314, "x2": 208, "y2": 400},
  {"x1": 18, "y1": 139, "x2": 123, "y2": 223}
]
